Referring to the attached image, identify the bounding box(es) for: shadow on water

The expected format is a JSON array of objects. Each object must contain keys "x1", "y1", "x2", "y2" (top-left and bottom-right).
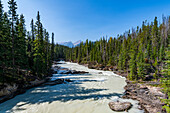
[{"x1": 0, "y1": 80, "x2": 122, "y2": 112}]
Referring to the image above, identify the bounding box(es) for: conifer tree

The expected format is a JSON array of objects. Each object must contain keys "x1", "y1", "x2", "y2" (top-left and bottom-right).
[
  {"x1": 161, "y1": 44, "x2": 170, "y2": 112},
  {"x1": 51, "y1": 32, "x2": 54, "y2": 63},
  {"x1": 44, "y1": 29, "x2": 50, "y2": 73},
  {"x1": 15, "y1": 14, "x2": 27, "y2": 68},
  {"x1": 29, "y1": 19, "x2": 35, "y2": 71},
  {"x1": 0, "y1": 0, "x2": 4, "y2": 83},
  {"x1": 129, "y1": 41, "x2": 137, "y2": 80},
  {"x1": 151, "y1": 17, "x2": 159, "y2": 60},
  {"x1": 33, "y1": 11, "x2": 44, "y2": 77},
  {"x1": 27, "y1": 31, "x2": 32, "y2": 68},
  {"x1": 137, "y1": 45, "x2": 145, "y2": 79},
  {"x1": 8, "y1": 0, "x2": 18, "y2": 71}
]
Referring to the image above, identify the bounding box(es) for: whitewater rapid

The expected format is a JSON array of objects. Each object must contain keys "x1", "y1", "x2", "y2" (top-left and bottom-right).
[{"x1": 0, "y1": 62, "x2": 143, "y2": 113}]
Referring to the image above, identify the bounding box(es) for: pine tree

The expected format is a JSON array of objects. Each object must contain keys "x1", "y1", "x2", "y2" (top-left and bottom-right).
[
  {"x1": 29, "y1": 19, "x2": 35, "y2": 71},
  {"x1": 33, "y1": 11, "x2": 44, "y2": 77},
  {"x1": 137, "y1": 45, "x2": 145, "y2": 79},
  {"x1": 27, "y1": 31, "x2": 32, "y2": 68},
  {"x1": 44, "y1": 29, "x2": 50, "y2": 73},
  {"x1": 0, "y1": 0, "x2": 4, "y2": 83},
  {"x1": 78, "y1": 45, "x2": 81, "y2": 63},
  {"x1": 0, "y1": 0, "x2": 3, "y2": 24},
  {"x1": 0, "y1": 11, "x2": 12, "y2": 83},
  {"x1": 15, "y1": 14, "x2": 27, "y2": 68},
  {"x1": 51, "y1": 32, "x2": 54, "y2": 63},
  {"x1": 146, "y1": 40, "x2": 152, "y2": 60},
  {"x1": 161, "y1": 44, "x2": 170, "y2": 112},
  {"x1": 151, "y1": 17, "x2": 159, "y2": 60},
  {"x1": 129, "y1": 41, "x2": 137, "y2": 80},
  {"x1": 85, "y1": 39, "x2": 89, "y2": 61},
  {"x1": 8, "y1": 0, "x2": 18, "y2": 72},
  {"x1": 118, "y1": 52, "x2": 123, "y2": 70}
]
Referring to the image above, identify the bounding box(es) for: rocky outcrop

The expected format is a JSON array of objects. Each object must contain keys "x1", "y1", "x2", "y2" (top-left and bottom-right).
[
  {"x1": 43, "y1": 79, "x2": 72, "y2": 86},
  {"x1": 76, "y1": 61, "x2": 167, "y2": 112},
  {"x1": 122, "y1": 80, "x2": 166, "y2": 113},
  {"x1": 98, "y1": 72, "x2": 103, "y2": 74},
  {"x1": 60, "y1": 70, "x2": 89, "y2": 74},
  {"x1": 0, "y1": 84, "x2": 18, "y2": 97},
  {"x1": 108, "y1": 101, "x2": 132, "y2": 112},
  {"x1": 0, "y1": 79, "x2": 48, "y2": 103}
]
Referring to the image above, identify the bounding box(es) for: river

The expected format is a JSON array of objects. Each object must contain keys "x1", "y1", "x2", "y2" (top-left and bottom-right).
[{"x1": 0, "y1": 62, "x2": 143, "y2": 113}]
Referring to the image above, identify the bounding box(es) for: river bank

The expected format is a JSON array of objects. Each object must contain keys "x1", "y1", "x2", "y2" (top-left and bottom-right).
[
  {"x1": 0, "y1": 77, "x2": 49, "y2": 104},
  {"x1": 0, "y1": 62, "x2": 92, "y2": 104},
  {"x1": 76, "y1": 61, "x2": 166, "y2": 113},
  {"x1": 0, "y1": 61, "x2": 164, "y2": 113},
  {"x1": 0, "y1": 61, "x2": 144, "y2": 113}
]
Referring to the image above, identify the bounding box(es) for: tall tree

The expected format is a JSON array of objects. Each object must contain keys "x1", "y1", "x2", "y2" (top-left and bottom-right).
[
  {"x1": 15, "y1": 14, "x2": 27, "y2": 68},
  {"x1": 8, "y1": 0, "x2": 18, "y2": 71},
  {"x1": 0, "y1": 0, "x2": 4, "y2": 83},
  {"x1": 161, "y1": 44, "x2": 170, "y2": 112},
  {"x1": 29, "y1": 19, "x2": 35, "y2": 71},
  {"x1": 51, "y1": 32, "x2": 54, "y2": 62},
  {"x1": 33, "y1": 11, "x2": 44, "y2": 77},
  {"x1": 151, "y1": 17, "x2": 159, "y2": 60}
]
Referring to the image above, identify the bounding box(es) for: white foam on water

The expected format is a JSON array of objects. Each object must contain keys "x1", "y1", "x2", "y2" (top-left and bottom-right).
[{"x1": 0, "y1": 61, "x2": 144, "y2": 113}]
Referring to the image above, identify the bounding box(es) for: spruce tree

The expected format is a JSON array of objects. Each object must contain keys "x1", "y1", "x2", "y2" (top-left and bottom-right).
[
  {"x1": 51, "y1": 32, "x2": 54, "y2": 63},
  {"x1": 30, "y1": 19, "x2": 35, "y2": 71},
  {"x1": 44, "y1": 29, "x2": 50, "y2": 73},
  {"x1": 137, "y1": 45, "x2": 145, "y2": 79},
  {"x1": 15, "y1": 14, "x2": 27, "y2": 68},
  {"x1": 161, "y1": 44, "x2": 170, "y2": 112},
  {"x1": 151, "y1": 17, "x2": 159, "y2": 60},
  {"x1": 34, "y1": 11, "x2": 44, "y2": 77},
  {"x1": 129, "y1": 41, "x2": 137, "y2": 80},
  {"x1": 8, "y1": 0, "x2": 18, "y2": 72},
  {"x1": 0, "y1": 0, "x2": 4, "y2": 83}
]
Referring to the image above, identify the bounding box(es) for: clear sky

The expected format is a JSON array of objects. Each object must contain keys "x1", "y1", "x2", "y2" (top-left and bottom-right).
[{"x1": 2, "y1": 0, "x2": 170, "y2": 43}]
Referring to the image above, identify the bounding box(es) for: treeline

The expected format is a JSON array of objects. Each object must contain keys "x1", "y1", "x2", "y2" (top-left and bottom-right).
[
  {"x1": 54, "y1": 44, "x2": 70, "y2": 60},
  {"x1": 60, "y1": 16, "x2": 169, "y2": 81},
  {"x1": 54, "y1": 16, "x2": 170, "y2": 111},
  {"x1": 0, "y1": 0, "x2": 55, "y2": 84}
]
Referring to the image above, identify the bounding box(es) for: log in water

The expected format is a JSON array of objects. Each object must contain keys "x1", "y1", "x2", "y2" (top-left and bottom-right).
[{"x1": 0, "y1": 62, "x2": 143, "y2": 113}]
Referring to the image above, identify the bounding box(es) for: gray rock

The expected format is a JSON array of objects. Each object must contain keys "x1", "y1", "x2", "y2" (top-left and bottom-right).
[{"x1": 108, "y1": 101, "x2": 132, "y2": 112}]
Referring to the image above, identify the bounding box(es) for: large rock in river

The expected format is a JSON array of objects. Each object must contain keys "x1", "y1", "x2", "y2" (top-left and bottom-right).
[{"x1": 108, "y1": 101, "x2": 132, "y2": 112}]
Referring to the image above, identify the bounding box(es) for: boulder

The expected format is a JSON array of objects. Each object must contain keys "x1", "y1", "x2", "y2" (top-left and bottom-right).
[
  {"x1": 60, "y1": 70, "x2": 89, "y2": 74},
  {"x1": 44, "y1": 79, "x2": 73, "y2": 86},
  {"x1": 108, "y1": 101, "x2": 132, "y2": 112},
  {"x1": 70, "y1": 70, "x2": 89, "y2": 74},
  {"x1": 44, "y1": 79, "x2": 64, "y2": 86},
  {"x1": 88, "y1": 64, "x2": 96, "y2": 69},
  {"x1": 65, "y1": 79, "x2": 73, "y2": 82},
  {"x1": 98, "y1": 72, "x2": 103, "y2": 74}
]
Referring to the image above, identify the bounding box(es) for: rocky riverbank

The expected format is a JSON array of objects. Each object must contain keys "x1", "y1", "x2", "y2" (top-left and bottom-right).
[
  {"x1": 0, "y1": 78, "x2": 48, "y2": 103},
  {"x1": 77, "y1": 62, "x2": 166, "y2": 113},
  {"x1": 123, "y1": 80, "x2": 166, "y2": 113},
  {"x1": 0, "y1": 62, "x2": 89, "y2": 104}
]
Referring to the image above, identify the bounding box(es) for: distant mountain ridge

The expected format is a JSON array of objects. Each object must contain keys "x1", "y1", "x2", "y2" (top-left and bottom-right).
[{"x1": 58, "y1": 40, "x2": 82, "y2": 48}]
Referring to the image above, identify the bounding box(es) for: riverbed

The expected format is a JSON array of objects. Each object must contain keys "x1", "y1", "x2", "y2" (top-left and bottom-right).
[{"x1": 0, "y1": 62, "x2": 143, "y2": 113}]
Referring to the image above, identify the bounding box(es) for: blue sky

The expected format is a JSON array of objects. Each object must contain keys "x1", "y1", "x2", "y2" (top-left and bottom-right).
[{"x1": 2, "y1": 0, "x2": 170, "y2": 43}]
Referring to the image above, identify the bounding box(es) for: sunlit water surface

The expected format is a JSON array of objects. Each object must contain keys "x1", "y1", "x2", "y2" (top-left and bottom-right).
[{"x1": 0, "y1": 62, "x2": 143, "y2": 113}]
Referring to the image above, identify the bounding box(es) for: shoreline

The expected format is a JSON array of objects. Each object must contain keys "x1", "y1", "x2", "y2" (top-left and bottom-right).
[
  {"x1": 0, "y1": 61, "x2": 166, "y2": 113},
  {"x1": 0, "y1": 62, "x2": 87, "y2": 104},
  {"x1": 76, "y1": 62, "x2": 166, "y2": 113},
  {"x1": 0, "y1": 77, "x2": 50, "y2": 104}
]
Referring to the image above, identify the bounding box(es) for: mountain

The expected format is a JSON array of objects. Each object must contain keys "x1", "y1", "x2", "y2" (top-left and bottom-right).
[
  {"x1": 58, "y1": 40, "x2": 82, "y2": 48},
  {"x1": 73, "y1": 40, "x2": 81, "y2": 46}
]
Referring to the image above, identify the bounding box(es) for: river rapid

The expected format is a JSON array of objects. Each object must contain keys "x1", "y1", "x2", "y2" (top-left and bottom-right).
[{"x1": 0, "y1": 62, "x2": 143, "y2": 113}]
